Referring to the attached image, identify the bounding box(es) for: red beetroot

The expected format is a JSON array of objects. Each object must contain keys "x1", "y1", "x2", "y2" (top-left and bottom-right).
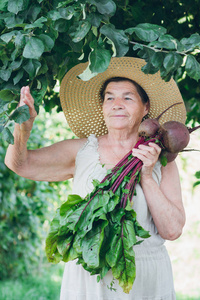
[
  {"x1": 139, "y1": 102, "x2": 183, "y2": 138},
  {"x1": 161, "y1": 150, "x2": 179, "y2": 163},
  {"x1": 159, "y1": 121, "x2": 190, "y2": 153}
]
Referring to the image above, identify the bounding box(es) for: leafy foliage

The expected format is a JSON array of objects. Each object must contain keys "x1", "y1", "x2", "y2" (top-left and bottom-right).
[
  {"x1": 0, "y1": 0, "x2": 200, "y2": 143},
  {"x1": 0, "y1": 108, "x2": 73, "y2": 279}
]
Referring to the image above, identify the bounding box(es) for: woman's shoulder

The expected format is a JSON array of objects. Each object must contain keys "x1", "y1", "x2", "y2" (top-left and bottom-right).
[
  {"x1": 61, "y1": 134, "x2": 98, "y2": 156},
  {"x1": 58, "y1": 137, "x2": 87, "y2": 159}
]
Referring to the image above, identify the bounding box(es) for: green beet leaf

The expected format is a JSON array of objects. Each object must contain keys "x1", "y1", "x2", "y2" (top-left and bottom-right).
[
  {"x1": 82, "y1": 220, "x2": 108, "y2": 269},
  {"x1": 57, "y1": 234, "x2": 74, "y2": 256},
  {"x1": 60, "y1": 194, "x2": 85, "y2": 215},
  {"x1": 45, "y1": 212, "x2": 62, "y2": 263},
  {"x1": 112, "y1": 246, "x2": 136, "y2": 294},
  {"x1": 74, "y1": 192, "x2": 110, "y2": 237},
  {"x1": 106, "y1": 217, "x2": 137, "y2": 293}
]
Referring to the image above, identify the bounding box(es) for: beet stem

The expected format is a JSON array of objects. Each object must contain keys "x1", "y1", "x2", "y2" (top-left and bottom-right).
[
  {"x1": 188, "y1": 125, "x2": 200, "y2": 134},
  {"x1": 156, "y1": 102, "x2": 183, "y2": 121}
]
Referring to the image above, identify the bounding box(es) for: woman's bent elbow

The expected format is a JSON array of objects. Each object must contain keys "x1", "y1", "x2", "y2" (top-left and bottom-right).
[
  {"x1": 166, "y1": 219, "x2": 185, "y2": 241},
  {"x1": 4, "y1": 155, "x2": 26, "y2": 177},
  {"x1": 167, "y1": 228, "x2": 183, "y2": 241}
]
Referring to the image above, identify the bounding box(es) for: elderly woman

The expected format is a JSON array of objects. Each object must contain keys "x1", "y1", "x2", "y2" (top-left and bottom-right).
[{"x1": 5, "y1": 57, "x2": 186, "y2": 299}]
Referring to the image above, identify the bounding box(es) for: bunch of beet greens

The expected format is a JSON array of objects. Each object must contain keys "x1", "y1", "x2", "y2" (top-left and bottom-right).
[
  {"x1": 45, "y1": 136, "x2": 154, "y2": 294},
  {"x1": 45, "y1": 103, "x2": 200, "y2": 294}
]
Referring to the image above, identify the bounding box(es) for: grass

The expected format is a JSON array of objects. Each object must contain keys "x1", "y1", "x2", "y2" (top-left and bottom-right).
[
  {"x1": 176, "y1": 295, "x2": 200, "y2": 300},
  {"x1": 0, "y1": 263, "x2": 199, "y2": 300},
  {"x1": 0, "y1": 264, "x2": 63, "y2": 300}
]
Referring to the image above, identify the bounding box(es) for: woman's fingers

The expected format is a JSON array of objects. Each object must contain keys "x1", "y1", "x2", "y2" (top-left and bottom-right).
[
  {"x1": 132, "y1": 143, "x2": 161, "y2": 166},
  {"x1": 20, "y1": 86, "x2": 37, "y2": 119}
]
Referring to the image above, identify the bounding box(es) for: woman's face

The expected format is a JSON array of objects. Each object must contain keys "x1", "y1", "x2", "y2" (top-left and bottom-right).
[{"x1": 102, "y1": 81, "x2": 149, "y2": 132}]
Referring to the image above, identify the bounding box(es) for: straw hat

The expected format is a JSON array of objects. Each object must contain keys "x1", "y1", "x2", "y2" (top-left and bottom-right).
[{"x1": 60, "y1": 57, "x2": 186, "y2": 138}]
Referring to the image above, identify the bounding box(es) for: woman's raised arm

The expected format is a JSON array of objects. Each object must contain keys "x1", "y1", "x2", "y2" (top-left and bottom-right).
[{"x1": 4, "y1": 87, "x2": 86, "y2": 182}]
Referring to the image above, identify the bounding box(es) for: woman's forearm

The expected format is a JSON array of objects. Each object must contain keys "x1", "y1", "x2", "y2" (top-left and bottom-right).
[
  {"x1": 4, "y1": 124, "x2": 31, "y2": 174},
  {"x1": 140, "y1": 174, "x2": 185, "y2": 241},
  {"x1": 5, "y1": 86, "x2": 37, "y2": 175}
]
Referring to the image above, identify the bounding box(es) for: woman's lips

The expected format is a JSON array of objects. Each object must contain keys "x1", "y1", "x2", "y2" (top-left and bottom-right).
[{"x1": 110, "y1": 115, "x2": 127, "y2": 117}]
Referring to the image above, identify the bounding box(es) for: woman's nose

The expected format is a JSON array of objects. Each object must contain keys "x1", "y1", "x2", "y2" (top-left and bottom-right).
[{"x1": 112, "y1": 97, "x2": 124, "y2": 109}]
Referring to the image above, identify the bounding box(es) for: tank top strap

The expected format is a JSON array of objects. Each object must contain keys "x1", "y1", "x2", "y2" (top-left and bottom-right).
[{"x1": 77, "y1": 134, "x2": 99, "y2": 157}]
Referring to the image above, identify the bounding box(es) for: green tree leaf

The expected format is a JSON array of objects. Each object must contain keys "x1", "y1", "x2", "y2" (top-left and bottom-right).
[
  {"x1": 22, "y1": 37, "x2": 45, "y2": 59},
  {"x1": 150, "y1": 34, "x2": 179, "y2": 50},
  {"x1": 130, "y1": 23, "x2": 167, "y2": 42},
  {"x1": 69, "y1": 20, "x2": 91, "y2": 43},
  {"x1": 88, "y1": 0, "x2": 116, "y2": 16},
  {"x1": 2, "y1": 127, "x2": 14, "y2": 144},
  {"x1": 90, "y1": 45, "x2": 111, "y2": 73},
  {"x1": 0, "y1": 31, "x2": 17, "y2": 43},
  {"x1": 38, "y1": 34, "x2": 55, "y2": 52},
  {"x1": 180, "y1": 33, "x2": 200, "y2": 52},
  {"x1": 0, "y1": 100, "x2": 9, "y2": 114},
  {"x1": 100, "y1": 24, "x2": 129, "y2": 57},
  {"x1": 163, "y1": 52, "x2": 183, "y2": 74},
  {"x1": 0, "y1": 90, "x2": 15, "y2": 102},
  {"x1": 185, "y1": 55, "x2": 200, "y2": 81},
  {"x1": 10, "y1": 59, "x2": 23, "y2": 71},
  {"x1": 13, "y1": 69, "x2": 24, "y2": 85},
  {"x1": 78, "y1": 41, "x2": 111, "y2": 81},
  {"x1": 195, "y1": 171, "x2": 200, "y2": 179},
  {"x1": 0, "y1": 0, "x2": 8, "y2": 11},
  {"x1": 23, "y1": 59, "x2": 41, "y2": 79},
  {"x1": 7, "y1": 0, "x2": 28, "y2": 14},
  {"x1": 24, "y1": 16, "x2": 47, "y2": 30},
  {"x1": 0, "y1": 68, "x2": 12, "y2": 81},
  {"x1": 138, "y1": 48, "x2": 160, "y2": 74},
  {"x1": 9, "y1": 105, "x2": 30, "y2": 124},
  {"x1": 59, "y1": 6, "x2": 75, "y2": 20}
]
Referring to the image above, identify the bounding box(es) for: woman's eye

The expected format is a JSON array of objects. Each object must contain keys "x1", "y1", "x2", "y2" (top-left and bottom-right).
[{"x1": 125, "y1": 97, "x2": 131, "y2": 100}]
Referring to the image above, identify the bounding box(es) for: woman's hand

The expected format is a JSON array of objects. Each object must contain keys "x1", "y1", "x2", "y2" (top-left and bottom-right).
[
  {"x1": 19, "y1": 86, "x2": 37, "y2": 132},
  {"x1": 132, "y1": 142, "x2": 161, "y2": 178}
]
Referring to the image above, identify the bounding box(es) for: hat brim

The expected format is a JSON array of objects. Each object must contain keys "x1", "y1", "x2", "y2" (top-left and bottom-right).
[{"x1": 60, "y1": 57, "x2": 186, "y2": 138}]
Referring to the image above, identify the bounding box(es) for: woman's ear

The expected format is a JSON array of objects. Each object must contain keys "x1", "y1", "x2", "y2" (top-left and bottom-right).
[{"x1": 143, "y1": 102, "x2": 149, "y2": 118}]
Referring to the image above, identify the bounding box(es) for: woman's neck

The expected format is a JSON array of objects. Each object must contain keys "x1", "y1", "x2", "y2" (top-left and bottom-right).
[{"x1": 105, "y1": 129, "x2": 139, "y2": 148}]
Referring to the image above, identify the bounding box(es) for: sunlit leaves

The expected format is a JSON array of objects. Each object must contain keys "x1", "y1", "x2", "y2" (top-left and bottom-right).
[
  {"x1": 7, "y1": 0, "x2": 29, "y2": 14},
  {"x1": 0, "y1": 0, "x2": 200, "y2": 144},
  {"x1": 180, "y1": 33, "x2": 200, "y2": 52},
  {"x1": 126, "y1": 23, "x2": 167, "y2": 42},
  {"x1": 185, "y1": 55, "x2": 200, "y2": 81},
  {"x1": 69, "y1": 20, "x2": 91, "y2": 43},
  {"x1": 9, "y1": 105, "x2": 30, "y2": 124},
  {"x1": 100, "y1": 24, "x2": 129, "y2": 57},
  {"x1": 24, "y1": 17, "x2": 47, "y2": 30},
  {"x1": 78, "y1": 40, "x2": 111, "y2": 81},
  {"x1": 22, "y1": 37, "x2": 45, "y2": 59},
  {"x1": 2, "y1": 127, "x2": 14, "y2": 144},
  {"x1": 88, "y1": 0, "x2": 116, "y2": 16},
  {"x1": 23, "y1": 60, "x2": 41, "y2": 80},
  {"x1": 193, "y1": 171, "x2": 200, "y2": 188}
]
